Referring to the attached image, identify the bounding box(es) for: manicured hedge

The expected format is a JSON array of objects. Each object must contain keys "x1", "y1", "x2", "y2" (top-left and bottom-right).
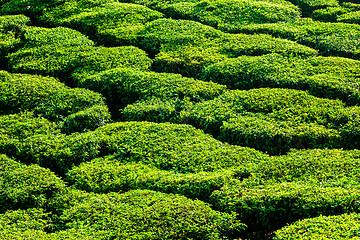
[
  {"x1": 201, "y1": 54, "x2": 360, "y2": 104},
  {"x1": 219, "y1": 114, "x2": 340, "y2": 155},
  {"x1": 0, "y1": 0, "x2": 62, "y2": 18},
  {"x1": 4, "y1": 121, "x2": 268, "y2": 175},
  {"x1": 60, "y1": 189, "x2": 245, "y2": 239},
  {"x1": 76, "y1": 67, "x2": 225, "y2": 111},
  {"x1": 67, "y1": 155, "x2": 249, "y2": 200},
  {"x1": 139, "y1": 19, "x2": 317, "y2": 76},
  {"x1": 274, "y1": 213, "x2": 360, "y2": 239},
  {"x1": 7, "y1": 26, "x2": 151, "y2": 78},
  {"x1": 158, "y1": 0, "x2": 299, "y2": 31},
  {"x1": 0, "y1": 71, "x2": 108, "y2": 122},
  {"x1": 287, "y1": 0, "x2": 339, "y2": 16},
  {"x1": 0, "y1": 154, "x2": 65, "y2": 213},
  {"x1": 253, "y1": 148, "x2": 360, "y2": 183},
  {"x1": 210, "y1": 179, "x2": 360, "y2": 232},
  {"x1": 0, "y1": 15, "x2": 29, "y2": 59},
  {"x1": 41, "y1": 1, "x2": 164, "y2": 46},
  {"x1": 235, "y1": 20, "x2": 360, "y2": 58},
  {"x1": 121, "y1": 97, "x2": 191, "y2": 123}
]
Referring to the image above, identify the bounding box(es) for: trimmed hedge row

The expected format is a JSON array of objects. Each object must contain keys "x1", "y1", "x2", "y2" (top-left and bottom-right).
[
  {"x1": 6, "y1": 26, "x2": 152, "y2": 78},
  {"x1": 287, "y1": 0, "x2": 339, "y2": 16},
  {"x1": 1, "y1": 121, "x2": 268, "y2": 175},
  {"x1": 219, "y1": 115, "x2": 340, "y2": 155},
  {"x1": 41, "y1": 1, "x2": 164, "y2": 46},
  {"x1": 0, "y1": 154, "x2": 65, "y2": 213},
  {"x1": 139, "y1": 18, "x2": 317, "y2": 76},
  {"x1": 210, "y1": 179, "x2": 360, "y2": 233},
  {"x1": 58, "y1": 189, "x2": 245, "y2": 239},
  {"x1": 274, "y1": 212, "x2": 360, "y2": 239},
  {"x1": 201, "y1": 54, "x2": 360, "y2": 105},
  {"x1": 178, "y1": 88, "x2": 360, "y2": 153},
  {"x1": 127, "y1": 0, "x2": 299, "y2": 31},
  {"x1": 312, "y1": 3, "x2": 360, "y2": 22},
  {"x1": 0, "y1": 15, "x2": 30, "y2": 59},
  {"x1": 235, "y1": 20, "x2": 360, "y2": 59},
  {"x1": 66, "y1": 155, "x2": 249, "y2": 200},
  {"x1": 254, "y1": 148, "x2": 360, "y2": 183},
  {"x1": 0, "y1": 71, "x2": 109, "y2": 126},
  {"x1": 121, "y1": 97, "x2": 191, "y2": 123},
  {"x1": 76, "y1": 67, "x2": 226, "y2": 112}
]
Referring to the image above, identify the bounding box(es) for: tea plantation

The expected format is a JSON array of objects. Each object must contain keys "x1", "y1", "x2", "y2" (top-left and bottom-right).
[{"x1": 1, "y1": 0, "x2": 360, "y2": 239}]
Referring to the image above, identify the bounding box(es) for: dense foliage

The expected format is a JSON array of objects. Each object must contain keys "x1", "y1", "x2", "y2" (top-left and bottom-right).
[{"x1": 1, "y1": 0, "x2": 360, "y2": 239}]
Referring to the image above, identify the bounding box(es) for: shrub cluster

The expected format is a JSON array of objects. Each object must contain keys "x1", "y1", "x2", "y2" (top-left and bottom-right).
[
  {"x1": 41, "y1": 1, "x2": 164, "y2": 46},
  {"x1": 139, "y1": 19, "x2": 317, "y2": 76},
  {"x1": 59, "y1": 189, "x2": 244, "y2": 239},
  {"x1": 234, "y1": 19, "x2": 360, "y2": 59},
  {"x1": 67, "y1": 155, "x2": 249, "y2": 200},
  {"x1": 128, "y1": 0, "x2": 300, "y2": 31},
  {"x1": 210, "y1": 179, "x2": 360, "y2": 232},
  {"x1": 274, "y1": 212, "x2": 360, "y2": 239},
  {"x1": 0, "y1": 154, "x2": 65, "y2": 213},
  {"x1": 201, "y1": 54, "x2": 360, "y2": 104},
  {"x1": 0, "y1": 15, "x2": 29, "y2": 59},
  {"x1": 7, "y1": 25, "x2": 151, "y2": 78},
  {"x1": 76, "y1": 67, "x2": 226, "y2": 112},
  {"x1": 180, "y1": 88, "x2": 360, "y2": 154},
  {"x1": 0, "y1": 71, "x2": 109, "y2": 127}
]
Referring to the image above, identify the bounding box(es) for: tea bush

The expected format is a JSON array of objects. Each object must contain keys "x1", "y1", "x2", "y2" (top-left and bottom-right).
[
  {"x1": 0, "y1": 71, "x2": 108, "y2": 122},
  {"x1": 219, "y1": 114, "x2": 340, "y2": 155},
  {"x1": 201, "y1": 54, "x2": 360, "y2": 104},
  {"x1": 253, "y1": 148, "x2": 360, "y2": 183},
  {"x1": 274, "y1": 212, "x2": 360, "y2": 239},
  {"x1": 60, "y1": 189, "x2": 245, "y2": 239},
  {"x1": 235, "y1": 20, "x2": 360, "y2": 58},
  {"x1": 161, "y1": 0, "x2": 300, "y2": 31},
  {"x1": 140, "y1": 19, "x2": 317, "y2": 76},
  {"x1": 67, "y1": 155, "x2": 248, "y2": 200},
  {"x1": 0, "y1": 154, "x2": 66, "y2": 213},
  {"x1": 5, "y1": 121, "x2": 268, "y2": 175},
  {"x1": 211, "y1": 180, "x2": 360, "y2": 232},
  {"x1": 76, "y1": 67, "x2": 225, "y2": 111},
  {"x1": 0, "y1": 15, "x2": 29, "y2": 59},
  {"x1": 288, "y1": 0, "x2": 339, "y2": 16},
  {"x1": 121, "y1": 97, "x2": 190, "y2": 123},
  {"x1": 41, "y1": 1, "x2": 164, "y2": 45}
]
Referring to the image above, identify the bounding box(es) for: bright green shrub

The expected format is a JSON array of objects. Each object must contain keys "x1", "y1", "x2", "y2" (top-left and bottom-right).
[
  {"x1": 182, "y1": 88, "x2": 349, "y2": 134},
  {"x1": 95, "y1": 121, "x2": 268, "y2": 173},
  {"x1": 201, "y1": 54, "x2": 360, "y2": 104},
  {"x1": 61, "y1": 104, "x2": 111, "y2": 134},
  {"x1": 0, "y1": 112, "x2": 60, "y2": 139},
  {"x1": 42, "y1": 1, "x2": 164, "y2": 45},
  {"x1": 0, "y1": 154, "x2": 66, "y2": 213},
  {"x1": 7, "y1": 26, "x2": 94, "y2": 77},
  {"x1": 140, "y1": 19, "x2": 317, "y2": 76},
  {"x1": 10, "y1": 121, "x2": 268, "y2": 175},
  {"x1": 287, "y1": 0, "x2": 339, "y2": 15},
  {"x1": 76, "y1": 67, "x2": 225, "y2": 111},
  {"x1": 67, "y1": 155, "x2": 249, "y2": 200},
  {"x1": 210, "y1": 180, "x2": 360, "y2": 232},
  {"x1": 235, "y1": 20, "x2": 360, "y2": 58},
  {"x1": 71, "y1": 46, "x2": 152, "y2": 79},
  {"x1": 274, "y1": 213, "x2": 360, "y2": 239},
  {"x1": 338, "y1": 10, "x2": 360, "y2": 24},
  {"x1": 60, "y1": 189, "x2": 245, "y2": 239},
  {"x1": 0, "y1": 15, "x2": 29, "y2": 59},
  {"x1": 7, "y1": 25, "x2": 152, "y2": 78},
  {"x1": 312, "y1": 6, "x2": 350, "y2": 21},
  {"x1": 162, "y1": 0, "x2": 300, "y2": 31},
  {"x1": 253, "y1": 148, "x2": 360, "y2": 182},
  {"x1": 121, "y1": 97, "x2": 190, "y2": 123},
  {"x1": 219, "y1": 115, "x2": 340, "y2": 155},
  {"x1": 0, "y1": 0, "x2": 63, "y2": 18},
  {"x1": 0, "y1": 71, "x2": 107, "y2": 121}
]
